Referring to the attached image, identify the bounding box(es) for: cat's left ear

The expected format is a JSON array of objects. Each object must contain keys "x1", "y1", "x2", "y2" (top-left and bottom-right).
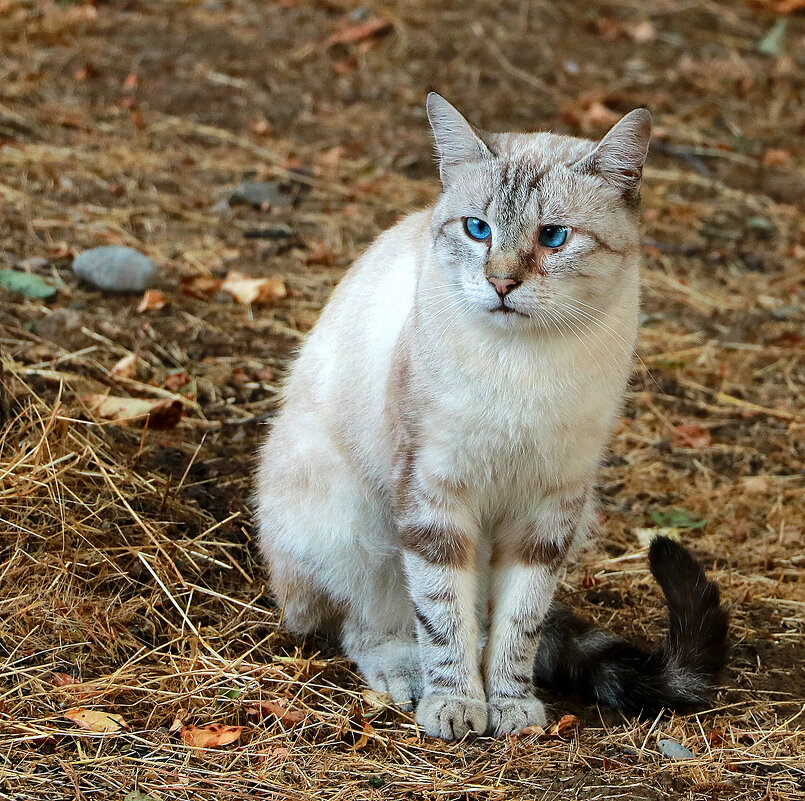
[
  {"x1": 426, "y1": 93, "x2": 492, "y2": 185},
  {"x1": 572, "y1": 109, "x2": 652, "y2": 203}
]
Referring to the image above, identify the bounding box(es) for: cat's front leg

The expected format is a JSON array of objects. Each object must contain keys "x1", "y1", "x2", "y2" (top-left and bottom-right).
[
  {"x1": 398, "y1": 504, "x2": 487, "y2": 739},
  {"x1": 484, "y1": 491, "x2": 587, "y2": 736}
]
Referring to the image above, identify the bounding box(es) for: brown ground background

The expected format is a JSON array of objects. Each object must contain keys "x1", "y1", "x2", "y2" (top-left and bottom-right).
[{"x1": 1, "y1": 1, "x2": 804, "y2": 799}]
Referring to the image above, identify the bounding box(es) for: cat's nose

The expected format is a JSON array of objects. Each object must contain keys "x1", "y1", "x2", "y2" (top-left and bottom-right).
[{"x1": 487, "y1": 276, "x2": 521, "y2": 298}]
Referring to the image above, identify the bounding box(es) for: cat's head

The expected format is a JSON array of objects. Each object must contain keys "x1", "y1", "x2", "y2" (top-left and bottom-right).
[{"x1": 427, "y1": 93, "x2": 651, "y2": 332}]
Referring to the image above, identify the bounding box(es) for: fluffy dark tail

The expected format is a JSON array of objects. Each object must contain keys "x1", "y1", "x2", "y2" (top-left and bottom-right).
[{"x1": 533, "y1": 536, "x2": 728, "y2": 716}]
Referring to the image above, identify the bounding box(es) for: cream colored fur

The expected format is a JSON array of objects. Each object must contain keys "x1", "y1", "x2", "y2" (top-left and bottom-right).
[{"x1": 256, "y1": 94, "x2": 651, "y2": 739}]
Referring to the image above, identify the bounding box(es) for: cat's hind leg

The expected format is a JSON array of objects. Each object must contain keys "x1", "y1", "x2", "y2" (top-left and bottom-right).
[
  {"x1": 257, "y1": 418, "x2": 422, "y2": 709},
  {"x1": 341, "y1": 615, "x2": 423, "y2": 711}
]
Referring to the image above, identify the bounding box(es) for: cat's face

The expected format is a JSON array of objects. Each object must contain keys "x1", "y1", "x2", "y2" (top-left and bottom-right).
[{"x1": 427, "y1": 95, "x2": 651, "y2": 333}]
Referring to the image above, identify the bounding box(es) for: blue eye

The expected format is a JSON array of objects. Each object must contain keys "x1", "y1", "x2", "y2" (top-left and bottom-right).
[
  {"x1": 538, "y1": 225, "x2": 570, "y2": 248},
  {"x1": 464, "y1": 217, "x2": 492, "y2": 242}
]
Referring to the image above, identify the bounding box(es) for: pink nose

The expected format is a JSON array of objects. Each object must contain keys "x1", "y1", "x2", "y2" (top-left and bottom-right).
[{"x1": 487, "y1": 276, "x2": 521, "y2": 298}]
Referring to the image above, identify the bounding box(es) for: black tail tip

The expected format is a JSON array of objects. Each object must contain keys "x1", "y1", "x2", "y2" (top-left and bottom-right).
[
  {"x1": 648, "y1": 534, "x2": 729, "y2": 680},
  {"x1": 648, "y1": 535, "x2": 710, "y2": 592}
]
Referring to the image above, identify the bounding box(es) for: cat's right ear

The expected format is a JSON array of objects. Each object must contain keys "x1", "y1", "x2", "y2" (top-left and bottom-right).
[{"x1": 426, "y1": 93, "x2": 492, "y2": 185}]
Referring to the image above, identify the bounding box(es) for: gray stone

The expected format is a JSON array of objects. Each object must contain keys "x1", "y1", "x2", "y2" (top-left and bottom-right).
[
  {"x1": 229, "y1": 180, "x2": 295, "y2": 209},
  {"x1": 73, "y1": 246, "x2": 157, "y2": 292},
  {"x1": 657, "y1": 739, "x2": 695, "y2": 760}
]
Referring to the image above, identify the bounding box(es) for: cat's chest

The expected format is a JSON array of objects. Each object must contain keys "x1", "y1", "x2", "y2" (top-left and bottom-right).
[{"x1": 416, "y1": 360, "x2": 618, "y2": 496}]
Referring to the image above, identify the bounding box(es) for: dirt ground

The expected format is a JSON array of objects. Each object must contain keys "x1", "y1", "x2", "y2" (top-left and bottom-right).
[{"x1": 1, "y1": 1, "x2": 804, "y2": 799}]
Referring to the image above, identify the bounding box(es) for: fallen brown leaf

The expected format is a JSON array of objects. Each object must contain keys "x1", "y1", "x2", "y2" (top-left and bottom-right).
[
  {"x1": 83, "y1": 393, "x2": 183, "y2": 430},
  {"x1": 742, "y1": 476, "x2": 769, "y2": 494},
  {"x1": 520, "y1": 724, "x2": 548, "y2": 738},
  {"x1": 64, "y1": 707, "x2": 127, "y2": 733},
  {"x1": 52, "y1": 672, "x2": 78, "y2": 687},
  {"x1": 304, "y1": 241, "x2": 335, "y2": 267},
  {"x1": 673, "y1": 423, "x2": 711, "y2": 449},
  {"x1": 627, "y1": 20, "x2": 656, "y2": 43},
  {"x1": 246, "y1": 700, "x2": 307, "y2": 728},
  {"x1": 179, "y1": 274, "x2": 222, "y2": 301},
  {"x1": 552, "y1": 714, "x2": 579, "y2": 738},
  {"x1": 221, "y1": 271, "x2": 287, "y2": 305},
  {"x1": 110, "y1": 353, "x2": 138, "y2": 379},
  {"x1": 763, "y1": 148, "x2": 792, "y2": 167},
  {"x1": 163, "y1": 372, "x2": 192, "y2": 393},
  {"x1": 180, "y1": 723, "x2": 243, "y2": 749},
  {"x1": 258, "y1": 746, "x2": 290, "y2": 764},
  {"x1": 327, "y1": 17, "x2": 391, "y2": 46},
  {"x1": 353, "y1": 719, "x2": 375, "y2": 750},
  {"x1": 137, "y1": 289, "x2": 168, "y2": 312}
]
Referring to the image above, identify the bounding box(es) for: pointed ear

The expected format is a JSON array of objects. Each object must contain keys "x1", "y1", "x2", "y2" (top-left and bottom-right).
[
  {"x1": 426, "y1": 93, "x2": 492, "y2": 185},
  {"x1": 572, "y1": 108, "x2": 652, "y2": 203}
]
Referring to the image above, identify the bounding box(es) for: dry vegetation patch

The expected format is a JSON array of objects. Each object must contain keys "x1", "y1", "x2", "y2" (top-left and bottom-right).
[{"x1": 0, "y1": 1, "x2": 803, "y2": 799}]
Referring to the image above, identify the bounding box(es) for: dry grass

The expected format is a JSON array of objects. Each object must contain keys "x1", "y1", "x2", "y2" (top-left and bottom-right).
[{"x1": 1, "y1": 1, "x2": 804, "y2": 799}]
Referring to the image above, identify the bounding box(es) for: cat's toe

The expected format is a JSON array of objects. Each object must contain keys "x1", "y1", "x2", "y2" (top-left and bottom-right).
[
  {"x1": 385, "y1": 670, "x2": 423, "y2": 712},
  {"x1": 416, "y1": 694, "x2": 487, "y2": 740},
  {"x1": 487, "y1": 695, "x2": 547, "y2": 736}
]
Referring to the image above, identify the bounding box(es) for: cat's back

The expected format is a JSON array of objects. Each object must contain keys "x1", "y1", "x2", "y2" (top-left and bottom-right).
[{"x1": 275, "y1": 209, "x2": 429, "y2": 447}]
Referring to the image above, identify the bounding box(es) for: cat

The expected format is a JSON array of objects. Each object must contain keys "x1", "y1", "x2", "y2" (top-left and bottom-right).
[{"x1": 255, "y1": 93, "x2": 728, "y2": 739}]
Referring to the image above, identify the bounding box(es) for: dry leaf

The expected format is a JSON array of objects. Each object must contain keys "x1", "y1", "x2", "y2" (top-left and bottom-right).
[
  {"x1": 246, "y1": 700, "x2": 307, "y2": 728},
  {"x1": 673, "y1": 423, "x2": 711, "y2": 449},
  {"x1": 353, "y1": 720, "x2": 375, "y2": 750},
  {"x1": 250, "y1": 117, "x2": 272, "y2": 136},
  {"x1": 551, "y1": 714, "x2": 579, "y2": 738},
  {"x1": 179, "y1": 275, "x2": 222, "y2": 301},
  {"x1": 362, "y1": 689, "x2": 393, "y2": 712},
  {"x1": 627, "y1": 21, "x2": 656, "y2": 43},
  {"x1": 52, "y1": 672, "x2": 78, "y2": 687},
  {"x1": 327, "y1": 17, "x2": 391, "y2": 46},
  {"x1": 520, "y1": 724, "x2": 548, "y2": 738},
  {"x1": 163, "y1": 372, "x2": 192, "y2": 393},
  {"x1": 168, "y1": 708, "x2": 186, "y2": 733},
  {"x1": 221, "y1": 271, "x2": 286, "y2": 305},
  {"x1": 137, "y1": 289, "x2": 168, "y2": 312},
  {"x1": 64, "y1": 707, "x2": 127, "y2": 733},
  {"x1": 304, "y1": 241, "x2": 335, "y2": 267},
  {"x1": 318, "y1": 145, "x2": 345, "y2": 167},
  {"x1": 110, "y1": 353, "x2": 138, "y2": 379},
  {"x1": 84, "y1": 393, "x2": 183, "y2": 430},
  {"x1": 257, "y1": 746, "x2": 290, "y2": 764},
  {"x1": 561, "y1": 98, "x2": 619, "y2": 132},
  {"x1": 742, "y1": 476, "x2": 769, "y2": 494},
  {"x1": 180, "y1": 723, "x2": 243, "y2": 749},
  {"x1": 763, "y1": 148, "x2": 792, "y2": 167}
]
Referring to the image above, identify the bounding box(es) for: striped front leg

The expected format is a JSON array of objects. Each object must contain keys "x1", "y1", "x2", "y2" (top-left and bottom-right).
[
  {"x1": 483, "y1": 490, "x2": 586, "y2": 735},
  {"x1": 398, "y1": 514, "x2": 487, "y2": 740}
]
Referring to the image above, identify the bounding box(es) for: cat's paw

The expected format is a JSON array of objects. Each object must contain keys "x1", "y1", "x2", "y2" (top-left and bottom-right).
[
  {"x1": 378, "y1": 667, "x2": 424, "y2": 713},
  {"x1": 416, "y1": 694, "x2": 487, "y2": 740},
  {"x1": 486, "y1": 695, "x2": 547, "y2": 736},
  {"x1": 354, "y1": 638, "x2": 424, "y2": 712}
]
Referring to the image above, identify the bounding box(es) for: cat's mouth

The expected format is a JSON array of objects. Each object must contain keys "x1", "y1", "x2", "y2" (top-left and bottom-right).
[{"x1": 491, "y1": 303, "x2": 527, "y2": 317}]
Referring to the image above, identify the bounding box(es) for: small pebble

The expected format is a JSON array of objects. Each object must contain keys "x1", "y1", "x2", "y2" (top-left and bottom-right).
[
  {"x1": 229, "y1": 180, "x2": 294, "y2": 208},
  {"x1": 658, "y1": 738, "x2": 695, "y2": 760},
  {"x1": 73, "y1": 246, "x2": 157, "y2": 292}
]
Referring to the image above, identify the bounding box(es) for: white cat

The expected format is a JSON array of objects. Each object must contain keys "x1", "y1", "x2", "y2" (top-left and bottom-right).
[{"x1": 255, "y1": 94, "x2": 727, "y2": 739}]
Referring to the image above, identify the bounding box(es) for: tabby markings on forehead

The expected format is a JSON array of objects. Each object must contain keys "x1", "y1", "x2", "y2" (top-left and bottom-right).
[{"x1": 495, "y1": 161, "x2": 546, "y2": 229}]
